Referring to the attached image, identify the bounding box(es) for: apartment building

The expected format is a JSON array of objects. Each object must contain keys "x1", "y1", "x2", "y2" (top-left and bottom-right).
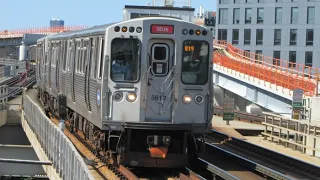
[{"x1": 216, "y1": 0, "x2": 319, "y2": 68}]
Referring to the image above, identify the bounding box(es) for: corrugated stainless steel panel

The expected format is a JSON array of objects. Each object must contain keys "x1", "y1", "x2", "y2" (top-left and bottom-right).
[
  {"x1": 89, "y1": 79, "x2": 97, "y2": 115},
  {"x1": 66, "y1": 74, "x2": 72, "y2": 100},
  {"x1": 74, "y1": 74, "x2": 86, "y2": 109},
  {"x1": 50, "y1": 66, "x2": 57, "y2": 93}
]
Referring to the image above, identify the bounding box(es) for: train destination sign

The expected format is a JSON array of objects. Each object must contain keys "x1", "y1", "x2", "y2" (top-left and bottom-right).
[{"x1": 151, "y1": 24, "x2": 174, "y2": 34}]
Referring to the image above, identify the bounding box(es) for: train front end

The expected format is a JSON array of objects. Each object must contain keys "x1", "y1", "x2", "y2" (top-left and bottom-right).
[{"x1": 102, "y1": 17, "x2": 213, "y2": 167}]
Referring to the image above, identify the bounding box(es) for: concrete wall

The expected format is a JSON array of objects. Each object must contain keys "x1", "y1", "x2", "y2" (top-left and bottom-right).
[{"x1": 213, "y1": 85, "x2": 265, "y2": 115}]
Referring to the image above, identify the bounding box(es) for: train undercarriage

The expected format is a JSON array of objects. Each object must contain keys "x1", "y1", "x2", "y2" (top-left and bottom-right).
[{"x1": 38, "y1": 88, "x2": 205, "y2": 168}]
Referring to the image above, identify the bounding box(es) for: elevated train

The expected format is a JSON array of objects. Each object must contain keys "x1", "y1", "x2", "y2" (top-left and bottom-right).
[{"x1": 35, "y1": 16, "x2": 213, "y2": 168}]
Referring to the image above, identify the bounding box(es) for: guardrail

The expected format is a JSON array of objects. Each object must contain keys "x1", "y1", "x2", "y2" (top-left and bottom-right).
[
  {"x1": 21, "y1": 88, "x2": 94, "y2": 180},
  {"x1": 262, "y1": 112, "x2": 320, "y2": 157}
]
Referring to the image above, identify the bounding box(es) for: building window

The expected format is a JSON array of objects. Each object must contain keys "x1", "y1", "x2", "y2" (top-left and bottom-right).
[
  {"x1": 218, "y1": 29, "x2": 228, "y2": 41},
  {"x1": 219, "y1": 0, "x2": 229, "y2": 3},
  {"x1": 273, "y1": 51, "x2": 281, "y2": 66},
  {"x1": 219, "y1": 8, "x2": 228, "y2": 24},
  {"x1": 246, "y1": 0, "x2": 252, "y2": 3},
  {"x1": 257, "y1": 8, "x2": 264, "y2": 24},
  {"x1": 307, "y1": 7, "x2": 315, "y2": 24},
  {"x1": 289, "y1": 51, "x2": 296, "y2": 67},
  {"x1": 244, "y1": 50, "x2": 251, "y2": 58},
  {"x1": 258, "y1": 0, "x2": 265, "y2": 2},
  {"x1": 255, "y1": 50, "x2": 263, "y2": 64},
  {"x1": 274, "y1": 29, "x2": 281, "y2": 45},
  {"x1": 306, "y1": 29, "x2": 314, "y2": 46},
  {"x1": 290, "y1": 29, "x2": 297, "y2": 46},
  {"x1": 275, "y1": 7, "x2": 282, "y2": 24},
  {"x1": 276, "y1": 0, "x2": 283, "y2": 2},
  {"x1": 256, "y1": 29, "x2": 263, "y2": 45},
  {"x1": 234, "y1": 0, "x2": 241, "y2": 3},
  {"x1": 245, "y1": 8, "x2": 252, "y2": 24},
  {"x1": 233, "y1": 8, "x2": 240, "y2": 24},
  {"x1": 232, "y1": 29, "x2": 239, "y2": 45},
  {"x1": 305, "y1": 51, "x2": 313, "y2": 67},
  {"x1": 244, "y1": 29, "x2": 251, "y2": 45},
  {"x1": 291, "y1": 7, "x2": 298, "y2": 24}
]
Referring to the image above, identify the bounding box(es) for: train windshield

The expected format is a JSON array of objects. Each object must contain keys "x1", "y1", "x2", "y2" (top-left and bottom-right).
[
  {"x1": 181, "y1": 40, "x2": 209, "y2": 85},
  {"x1": 110, "y1": 38, "x2": 140, "y2": 82}
]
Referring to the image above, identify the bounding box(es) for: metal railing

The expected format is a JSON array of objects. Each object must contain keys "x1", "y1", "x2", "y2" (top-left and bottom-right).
[
  {"x1": 213, "y1": 40, "x2": 319, "y2": 96},
  {"x1": 262, "y1": 112, "x2": 320, "y2": 157},
  {"x1": 21, "y1": 88, "x2": 94, "y2": 180}
]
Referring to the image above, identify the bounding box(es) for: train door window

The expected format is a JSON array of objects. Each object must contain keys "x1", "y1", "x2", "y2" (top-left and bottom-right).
[
  {"x1": 75, "y1": 40, "x2": 81, "y2": 74},
  {"x1": 110, "y1": 38, "x2": 140, "y2": 82},
  {"x1": 63, "y1": 41, "x2": 68, "y2": 71},
  {"x1": 98, "y1": 37, "x2": 104, "y2": 80},
  {"x1": 181, "y1": 40, "x2": 209, "y2": 85},
  {"x1": 90, "y1": 37, "x2": 98, "y2": 79},
  {"x1": 79, "y1": 39, "x2": 84, "y2": 74},
  {"x1": 83, "y1": 39, "x2": 89, "y2": 74},
  {"x1": 151, "y1": 44, "x2": 169, "y2": 76}
]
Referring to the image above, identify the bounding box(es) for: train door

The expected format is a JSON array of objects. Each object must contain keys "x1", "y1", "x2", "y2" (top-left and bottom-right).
[
  {"x1": 56, "y1": 42, "x2": 61, "y2": 92},
  {"x1": 84, "y1": 38, "x2": 92, "y2": 111},
  {"x1": 145, "y1": 39, "x2": 175, "y2": 122}
]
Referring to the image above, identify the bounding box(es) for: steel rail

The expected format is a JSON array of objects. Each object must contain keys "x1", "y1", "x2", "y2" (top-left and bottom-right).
[
  {"x1": 205, "y1": 142, "x2": 292, "y2": 180},
  {"x1": 196, "y1": 158, "x2": 240, "y2": 180},
  {"x1": 207, "y1": 130, "x2": 320, "y2": 180}
]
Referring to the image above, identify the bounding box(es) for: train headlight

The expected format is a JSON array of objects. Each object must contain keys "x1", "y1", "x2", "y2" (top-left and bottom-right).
[
  {"x1": 126, "y1": 92, "x2": 137, "y2": 102},
  {"x1": 113, "y1": 91, "x2": 123, "y2": 102},
  {"x1": 182, "y1": 94, "x2": 192, "y2": 104},
  {"x1": 195, "y1": 30, "x2": 201, "y2": 35},
  {"x1": 195, "y1": 95, "x2": 204, "y2": 104}
]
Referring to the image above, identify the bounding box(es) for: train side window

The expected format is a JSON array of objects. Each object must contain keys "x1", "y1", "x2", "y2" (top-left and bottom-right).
[
  {"x1": 181, "y1": 40, "x2": 209, "y2": 85},
  {"x1": 98, "y1": 37, "x2": 104, "y2": 80},
  {"x1": 110, "y1": 38, "x2": 140, "y2": 82}
]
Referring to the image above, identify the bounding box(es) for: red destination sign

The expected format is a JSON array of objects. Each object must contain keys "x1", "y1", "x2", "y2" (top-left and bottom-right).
[{"x1": 151, "y1": 25, "x2": 174, "y2": 34}]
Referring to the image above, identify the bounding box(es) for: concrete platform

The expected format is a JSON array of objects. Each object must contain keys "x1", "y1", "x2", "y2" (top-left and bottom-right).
[
  {"x1": 245, "y1": 136, "x2": 320, "y2": 167},
  {"x1": 212, "y1": 115, "x2": 264, "y2": 140}
]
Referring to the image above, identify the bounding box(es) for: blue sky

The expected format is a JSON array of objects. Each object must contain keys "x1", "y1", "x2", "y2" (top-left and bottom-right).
[{"x1": 0, "y1": 0, "x2": 215, "y2": 30}]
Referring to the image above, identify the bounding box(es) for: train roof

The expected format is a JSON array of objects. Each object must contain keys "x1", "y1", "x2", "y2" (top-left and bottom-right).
[
  {"x1": 40, "y1": 16, "x2": 203, "y2": 42},
  {"x1": 46, "y1": 22, "x2": 117, "y2": 40}
]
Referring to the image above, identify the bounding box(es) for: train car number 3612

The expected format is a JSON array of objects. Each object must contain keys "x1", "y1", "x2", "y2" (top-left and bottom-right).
[{"x1": 151, "y1": 95, "x2": 166, "y2": 101}]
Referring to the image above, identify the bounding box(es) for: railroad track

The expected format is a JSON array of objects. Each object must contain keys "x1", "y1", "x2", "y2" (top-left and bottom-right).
[{"x1": 202, "y1": 130, "x2": 320, "y2": 180}]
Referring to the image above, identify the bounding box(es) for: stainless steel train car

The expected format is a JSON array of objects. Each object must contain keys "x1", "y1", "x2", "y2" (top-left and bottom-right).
[{"x1": 35, "y1": 16, "x2": 213, "y2": 168}]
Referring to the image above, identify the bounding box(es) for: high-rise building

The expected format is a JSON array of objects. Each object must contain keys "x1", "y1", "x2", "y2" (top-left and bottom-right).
[
  {"x1": 50, "y1": 18, "x2": 64, "y2": 27},
  {"x1": 216, "y1": 0, "x2": 318, "y2": 68}
]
